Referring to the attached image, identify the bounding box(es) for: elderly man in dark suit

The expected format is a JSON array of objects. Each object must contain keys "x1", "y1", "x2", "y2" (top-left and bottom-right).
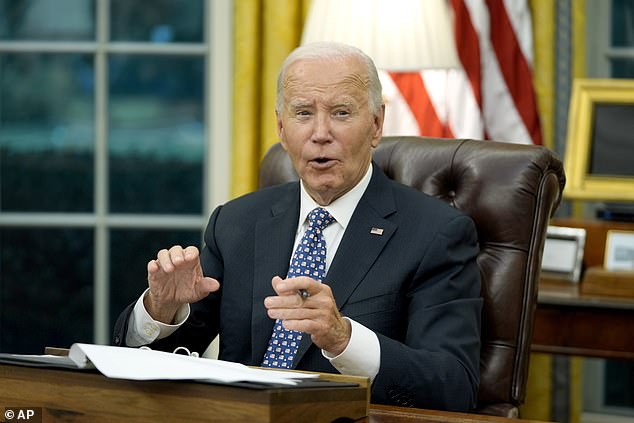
[{"x1": 113, "y1": 42, "x2": 482, "y2": 411}]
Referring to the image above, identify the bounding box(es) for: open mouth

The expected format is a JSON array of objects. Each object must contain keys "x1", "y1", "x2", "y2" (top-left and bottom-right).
[
  {"x1": 308, "y1": 157, "x2": 337, "y2": 169},
  {"x1": 307, "y1": 151, "x2": 338, "y2": 167}
]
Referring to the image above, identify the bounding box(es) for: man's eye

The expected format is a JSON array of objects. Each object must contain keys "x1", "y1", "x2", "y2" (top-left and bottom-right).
[
  {"x1": 296, "y1": 110, "x2": 311, "y2": 117},
  {"x1": 334, "y1": 110, "x2": 350, "y2": 117}
]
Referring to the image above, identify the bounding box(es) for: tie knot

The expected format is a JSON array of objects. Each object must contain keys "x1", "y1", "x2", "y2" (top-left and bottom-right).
[{"x1": 307, "y1": 207, "x2": 334, "y2": 231}]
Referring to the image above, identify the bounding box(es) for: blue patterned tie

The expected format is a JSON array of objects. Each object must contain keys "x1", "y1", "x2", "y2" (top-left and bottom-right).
[{"x1": 261, "y1": 207, "x2": 335, "y2": 369}]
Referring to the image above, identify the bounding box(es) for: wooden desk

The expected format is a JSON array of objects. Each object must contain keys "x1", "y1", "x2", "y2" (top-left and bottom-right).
[
  {"x1": 0, "y1": 364, "x2": 549, "y2": 423},
  {"x1": 368, "y1": 405, "x2": 548, "y2": 422},
  {"x1": 0, "y1": 364, "x2": 368, "y2": 422},
  {"x1": 533, "y1": 280, "x2": 634, "y2": 360}
]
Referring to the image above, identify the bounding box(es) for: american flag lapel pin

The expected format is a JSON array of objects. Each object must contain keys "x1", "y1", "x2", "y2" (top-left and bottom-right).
[{"x1": 370, "y1": 227, "x2": 384, "y2": 236}]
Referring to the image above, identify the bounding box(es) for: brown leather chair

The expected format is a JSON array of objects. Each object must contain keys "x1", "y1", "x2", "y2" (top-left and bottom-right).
[{"x1": 258, "y1": 136, "x2": 566, "y2": 418}]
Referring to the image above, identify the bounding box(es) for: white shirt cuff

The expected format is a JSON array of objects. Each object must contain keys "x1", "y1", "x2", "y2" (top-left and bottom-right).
[
  {"x1": 125, "y1": 288, "x2": 190, "y2": 347},
  {"x1": 322, "y1": 317, "x2": 380, "y2": 382}
]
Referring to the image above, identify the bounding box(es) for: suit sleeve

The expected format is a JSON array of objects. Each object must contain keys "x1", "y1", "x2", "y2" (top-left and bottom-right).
[{"x1": 371, "y1": 214, "x2": 482, "y2": 411}]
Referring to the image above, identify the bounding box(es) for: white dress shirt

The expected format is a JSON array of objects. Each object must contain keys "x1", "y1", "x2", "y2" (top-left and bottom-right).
[{"x1": 126, "y1": 162, "x2": 381, "y2": 381}]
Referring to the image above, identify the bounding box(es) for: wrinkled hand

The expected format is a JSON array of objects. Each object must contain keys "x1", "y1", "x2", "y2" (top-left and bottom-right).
[
  {"x1": 145, "y1": 245, "x2": 220, "y2": 324},
  {"x1": 264, "y1": 276, "x2": 351, "y2": 356}
]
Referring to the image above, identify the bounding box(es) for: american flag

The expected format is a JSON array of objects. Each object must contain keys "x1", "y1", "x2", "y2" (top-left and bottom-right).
[{"x1": 380, "y1": 0, "x2": 542, "y2": 145}]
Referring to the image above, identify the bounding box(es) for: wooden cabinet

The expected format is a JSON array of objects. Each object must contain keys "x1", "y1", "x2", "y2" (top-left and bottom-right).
[{"x1": 532, "y1": 217, "x2": 634, "y2": 359}]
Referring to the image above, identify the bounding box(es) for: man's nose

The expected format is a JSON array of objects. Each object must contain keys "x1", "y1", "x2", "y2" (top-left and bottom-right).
[{"x1": 311, "y1": 113, "x2": 332, "y2": 143}]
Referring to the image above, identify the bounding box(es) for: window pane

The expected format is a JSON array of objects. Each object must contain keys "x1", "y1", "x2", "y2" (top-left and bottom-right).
[
  {"x1": 0, "y1": 0, "x2": 95, "y2": 41},
  {"x1": 110, "y1": 0, "x2": 203, "y2": 42},
  {"x1": 610, "y1": 58, "x2": 634, "y2": 78},
  {"x1": 109, "y1": 228, "x2": 202, "y2": 333},
  {"x1": 108, "y1": 55, "x2": 204, "y2": 214},
  {"x1": 611, "y1": 0, "x2": 634, "y2": 47},
  {"x1": 0, "y1": 228, "x2": 94, "y2": 354},
  {"x1": 0, "y1": 53, "x2": 95, "y2": 212},
  {"x1": 589, "y1": 104, "x2": 634, "y2": 176},
  {"x1": 605, "y1": 360, "x2": 634, "y2": 410}
]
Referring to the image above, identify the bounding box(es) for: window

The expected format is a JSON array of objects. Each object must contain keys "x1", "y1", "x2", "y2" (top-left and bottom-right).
[
  {"x1": 583, "y1": 0, "x2": 634, "y2": 420},
  {"x1": 586, "y1": 0, "x2": 634, "y2": 78},
  {"x1": 0, "y1": 0, "x2": 231, "y2": 353}
]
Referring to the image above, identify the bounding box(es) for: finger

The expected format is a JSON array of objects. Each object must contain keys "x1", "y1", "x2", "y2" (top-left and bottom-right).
[
  {"x1": 183, "y1": 245, "x2": 200, "y2": 261},
  {"x1": 168, "y1": 245, "x2": 186, "y2": 265},
  {"x1": 280, "y1": 316, "x2": 325, "y2": 334},
  {"x1": 271, "y1": 276, "x2": 305, "y2": 297},
  {"x1": 266, "y1": 286, "x2": 333, "y2": 309},
  {"x1": 272, "y1": 276, "x2": 318, "y2": 296},
  {"x1": 290, "y1": 279, "x2": 330, "y2": 302},
  {"x1": 270, "y1": 276, "x2": 288, "y2": 296},
  {"x1": 265, "y1": 292, "x2": 307, "y2": 310},
  {"x1": 156, "y1": 248, "x2": 175, "y2": 272},
  {"x1": 199, "y1": 277, "x2": 221, "y2": 294},
  {"x1": 268, "y1": 307, "x2": 317, "y2": 321},
  {"x1": 147, "y1": 259, "x2": 160, "y2": 274}
]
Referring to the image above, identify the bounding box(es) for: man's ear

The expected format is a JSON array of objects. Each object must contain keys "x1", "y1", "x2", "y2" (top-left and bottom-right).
[
  {"x1": 276, "y1": 110, "x2": 288, "y2": 150},
  {"x1": 371, "y1": 105, "x2": 386, "y2": 148}
]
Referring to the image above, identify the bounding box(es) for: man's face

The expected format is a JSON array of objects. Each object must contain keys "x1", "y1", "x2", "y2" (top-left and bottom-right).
[{"x1": 277, "y1": 56, "x2": 384, "y2": 206}]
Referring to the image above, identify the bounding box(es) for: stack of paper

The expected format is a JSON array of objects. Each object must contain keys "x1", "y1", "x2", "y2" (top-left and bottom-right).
[
  {"x1": 69, "y1": 343, "x2": 318, "y2": 385},
  {"x1": 0, "y1": 344, "x2": 318, "y2": 386}
]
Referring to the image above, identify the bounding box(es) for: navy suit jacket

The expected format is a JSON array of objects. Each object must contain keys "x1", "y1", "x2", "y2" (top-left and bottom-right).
[{"x1": 114, "y1": 164, "x2": 482, "y2": 411}]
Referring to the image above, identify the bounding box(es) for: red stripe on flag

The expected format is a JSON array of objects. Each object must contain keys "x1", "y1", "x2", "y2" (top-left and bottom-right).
[
  {"x1": 451, "y1": 0, "x2": 482, "y2": 109},
  {"x1": 389, "y1": 72, "x2": 453, "y2": 138},
  {"x1": 485, "y1": 0, "x2": 542, "y2": 145}
]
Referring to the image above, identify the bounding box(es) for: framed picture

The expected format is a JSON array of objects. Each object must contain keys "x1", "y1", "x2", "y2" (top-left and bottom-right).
[
  {"x1": 541, "y1": 226, "x2": 586, "y2": 283},
  {"x1": 563, "y1": 78, "x2": 634, "y2": 201},
  {"x1": 604, "y1": 230, "x2": 634, "y2": 271}
]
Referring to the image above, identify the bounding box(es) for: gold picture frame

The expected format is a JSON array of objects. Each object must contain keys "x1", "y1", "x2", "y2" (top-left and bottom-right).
[{"x1": 564, "y1": 78, "x2": 634, "y2": 201}]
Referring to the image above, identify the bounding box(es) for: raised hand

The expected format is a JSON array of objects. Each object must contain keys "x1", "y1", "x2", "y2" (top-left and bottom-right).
[
  {"x1": 144, "y1": 245, "x2": 220, "y2": 324},
  {"x1": 264, "y1": 275, "x2": 351, "y2": 355}
]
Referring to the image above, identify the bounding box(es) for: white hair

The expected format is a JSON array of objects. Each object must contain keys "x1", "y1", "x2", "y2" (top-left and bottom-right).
[{"x1": 276, "y1": 42, "x2": 383, "y2": 115}]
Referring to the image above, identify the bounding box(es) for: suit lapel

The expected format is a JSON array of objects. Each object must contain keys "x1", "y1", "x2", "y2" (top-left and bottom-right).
[
  {"x1": 293, "y1": 165, "x2": 398, "y2": 366},
  {"x1": 251, "y1": 184, "x2": 300, "y2": 364}
]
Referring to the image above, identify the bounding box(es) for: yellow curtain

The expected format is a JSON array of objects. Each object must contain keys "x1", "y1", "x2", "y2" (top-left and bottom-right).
[
  {"x1": 232, "y1": 0, "x2": 312, "y2": 198},
  {"x1": 531, "y1": 0, "x2": 556, "y2": 151},
  {"x1": 572, "y1": 0, "x2": 586, "y2": 81}
]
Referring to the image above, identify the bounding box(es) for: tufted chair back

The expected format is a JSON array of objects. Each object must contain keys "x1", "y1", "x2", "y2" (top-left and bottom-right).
[{"x1": 258, "y1": 136, "x2": 565, "y2": 417}]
